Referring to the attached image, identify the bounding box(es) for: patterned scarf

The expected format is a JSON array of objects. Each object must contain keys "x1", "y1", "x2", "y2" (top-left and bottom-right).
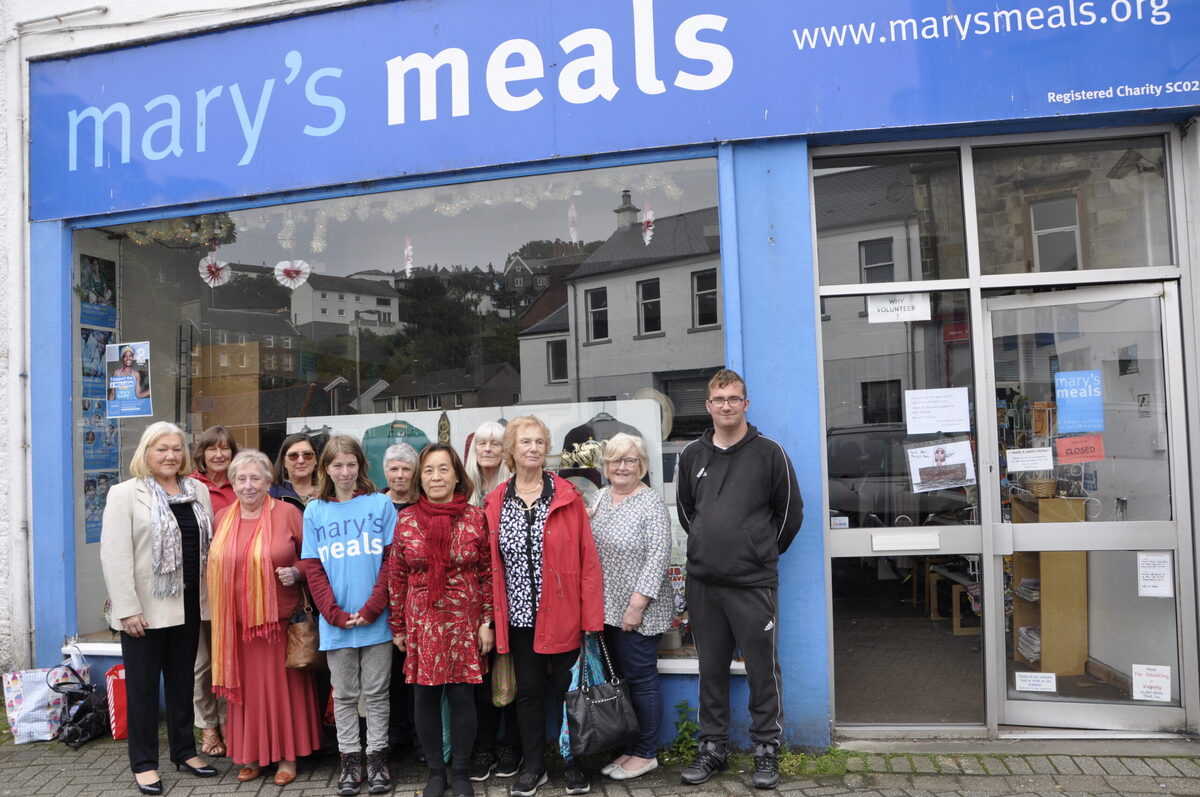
[
  {"x1": 145, "y1": 476, "x2": 213, "y2": 599},
  {"x1": 411, "y1": 494, "x2": 469, "y2": 608},
  {"x1": 207, "y1": 497, "x2": 281, "y2": 704}
]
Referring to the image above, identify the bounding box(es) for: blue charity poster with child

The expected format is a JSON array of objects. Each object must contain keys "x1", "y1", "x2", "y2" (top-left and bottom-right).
[{"x1": 105, "y1": 341, "x2": 153, "y2": 418}]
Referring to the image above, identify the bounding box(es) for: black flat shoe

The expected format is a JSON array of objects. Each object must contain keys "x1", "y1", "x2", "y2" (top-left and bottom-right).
[
  {"x1": 175, "y1": 760, "x2": 219, "y2": 777},
  {"x1": 134, "y1": 778, "x2": 163, "y2": 795}
]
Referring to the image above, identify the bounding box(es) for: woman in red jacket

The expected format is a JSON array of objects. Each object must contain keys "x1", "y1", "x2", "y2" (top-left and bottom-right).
[{"x1": 484, "y1": 416, "x2": 604, "y2": 797}]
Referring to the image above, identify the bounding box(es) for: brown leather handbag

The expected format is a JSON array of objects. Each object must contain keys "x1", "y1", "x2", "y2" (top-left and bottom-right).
[{"x1": 285, "y1": 588, "x2": 327, "y2": 671}]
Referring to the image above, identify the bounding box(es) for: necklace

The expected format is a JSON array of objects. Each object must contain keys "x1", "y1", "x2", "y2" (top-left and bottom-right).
[{"x1": 516, "y1": 484, "x2": 541, "y2": 494}]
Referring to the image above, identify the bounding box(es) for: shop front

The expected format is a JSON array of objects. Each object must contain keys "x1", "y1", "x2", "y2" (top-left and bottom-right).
[{"x1": 20, "y1": 0, "x2": 1200, "y2": 744}]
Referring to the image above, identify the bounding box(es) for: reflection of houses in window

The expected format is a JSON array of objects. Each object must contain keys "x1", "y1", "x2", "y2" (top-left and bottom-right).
[
  {"x1": 518, "y1": 191, "x2": 724, "y2": 437},
  {"x1": 859, "y1": 238, "x2": 895, "y2": 283},
  {"x1": 372, "y1": 363, "x2": 521, "y2": 414},
  {"x1": 861, "y1": 379, "x2": 902, "y2": 424},
  {"x1": 973, "y1": 138, "x2": 1169, "y2": 274},
  {"x1": 291, "y1": 273, "x2": 402, "y2": 340},
  {"x1": 814, "y1": 154, "x2": 966, "y2": 284},
  {"x1": 1030, "y1": 196, "x2": 1082, "y2": 271}
]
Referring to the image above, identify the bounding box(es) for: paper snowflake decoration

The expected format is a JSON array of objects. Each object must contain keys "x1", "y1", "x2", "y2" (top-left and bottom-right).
[
  {"x1": 198, "y1": 255, "x2": 231, "y2": 287},
  {"x1": 274, "y1": 259, "x2": 311, "y2": 290}
]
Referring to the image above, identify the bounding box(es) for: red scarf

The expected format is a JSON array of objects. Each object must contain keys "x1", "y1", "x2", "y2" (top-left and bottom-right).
[{"x1": 411, "y1": 494, "x2": 468, "y2": 608}]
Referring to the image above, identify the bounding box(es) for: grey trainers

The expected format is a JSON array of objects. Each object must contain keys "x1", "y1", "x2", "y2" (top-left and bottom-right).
[
  {"x1": 751, "y1": 744, "x2": 780, "y2": 790},
  {"x1": 679, "y1": 741, "x2": 727, "y2": 785}
]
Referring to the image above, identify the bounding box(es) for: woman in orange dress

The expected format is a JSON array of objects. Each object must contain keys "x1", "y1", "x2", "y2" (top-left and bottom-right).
[{"x1": 208, "y1": 449, "x2": 321, "y2": 786}]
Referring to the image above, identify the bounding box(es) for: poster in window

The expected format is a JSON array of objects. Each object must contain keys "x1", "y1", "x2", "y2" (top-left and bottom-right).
[
  {"x1": 905, "y1": 437, "x2": 976, "y2": 494},
  {"x1": 83, "y1": 470, "x2": 118, "y2": 543},
  {"x1": 80, "y1": 327, "x2": 111, "y2": 398},
  {"x1": 81, "y1": 398, "x2": 118, "y2": 470},
  {"x1": 105, "y1": 341, "x2": 153, "y2": 418},
  {"x1": 78, "y1": 254, "x2": 117, "y2": 328}
]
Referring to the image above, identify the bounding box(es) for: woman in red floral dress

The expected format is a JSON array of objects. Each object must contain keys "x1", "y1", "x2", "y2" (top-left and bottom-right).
[{"x1": 388, "y1": 443, "x2": 493, "y2": 797}]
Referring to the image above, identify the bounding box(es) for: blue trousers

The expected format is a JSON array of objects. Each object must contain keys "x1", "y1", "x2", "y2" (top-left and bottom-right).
[{"x1": 604, "y1": 625, "x2": 663, "y2": 759}]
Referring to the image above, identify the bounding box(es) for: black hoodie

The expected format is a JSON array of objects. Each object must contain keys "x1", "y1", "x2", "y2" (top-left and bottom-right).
[{"x1": 676, "y1": 423, "x2": 803, "y2": 588}]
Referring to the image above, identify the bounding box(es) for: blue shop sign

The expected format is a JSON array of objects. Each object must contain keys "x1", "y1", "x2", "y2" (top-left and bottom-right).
[
  {"x1": 1056, "y1": 369, "x2": 1105, "y2": 434},
  {"x1": 29, "y1": 0, "x2": 1200, "y2": 219}
]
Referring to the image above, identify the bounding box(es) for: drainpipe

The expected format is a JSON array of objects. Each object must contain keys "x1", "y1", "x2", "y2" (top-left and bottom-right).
[
  {"x1": 10, "y1": 21, "x2": 33, "y2": 669},
  {"x1": 570, "y1": 281, "x2": 581, "y2": 403}
]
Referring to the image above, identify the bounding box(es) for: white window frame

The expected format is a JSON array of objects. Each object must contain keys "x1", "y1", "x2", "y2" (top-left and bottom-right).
[
  {"x1": 637, "y1": 278, "x2": 662, "y2": 335},
  {"x1": 454, "y1": 392, "x2": 464, "y2": 408},
  {"x1": 859, "y1": 237, "x2": 896, "y2": 283},
  {"x1": 585, "y1": 287, "x2": 609, "y2": 342},
  {"x1": 1030, "y1": 196, "x2": 1084, "y2": 272},
  {"x1": 428, "y1": 394, "x2": 442, "y2": 410},
  {"x1": 547, "y1": 339, "x2": 568, "y2": 383},
  {"x1": 691, "y1": 269, "x2": 719, "y2": 328},
  {"x1": 405, "y1": 396, "x2": 419, "y2": 412}
]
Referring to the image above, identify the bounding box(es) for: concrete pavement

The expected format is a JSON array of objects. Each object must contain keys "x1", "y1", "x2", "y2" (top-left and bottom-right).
[{"x1": 1, "y1": 735, "x2": 1199, "y2": 796}]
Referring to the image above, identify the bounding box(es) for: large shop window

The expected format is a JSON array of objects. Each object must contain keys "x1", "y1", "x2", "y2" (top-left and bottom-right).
[
  {"x1": 821, "y1": 292, "x2": 976, "y2": 529},
  {"x1": 973, "y1": 136, "x2": 1171, "y2": 274},
  {"x1": 814, "y1": 151, "x2": 966, "y2": 285},
  {"x1": 72, "y1": 158, "x2": 723, "y2": 659}
]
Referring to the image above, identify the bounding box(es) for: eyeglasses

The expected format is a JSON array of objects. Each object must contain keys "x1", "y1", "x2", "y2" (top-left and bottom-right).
[
  {"x1": 609, "y1": 458, "x2": 640, "y2": 469},
  {"x1": 286, "y1": 450, "x2": 316, "y2": 461},
  {"x1": 707, "y1": 397, "x2": 746, "y2": 407}
]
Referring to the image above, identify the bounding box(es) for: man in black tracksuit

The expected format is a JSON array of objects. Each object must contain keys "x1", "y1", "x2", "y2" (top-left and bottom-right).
[{"x1": 677, "y1": 369, "x2": 803, "y2": 790}]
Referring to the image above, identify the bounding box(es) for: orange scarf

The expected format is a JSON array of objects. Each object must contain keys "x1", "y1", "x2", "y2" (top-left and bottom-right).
[{"x1": 207, "y1": 498, "x2": 281, "y2": 704}]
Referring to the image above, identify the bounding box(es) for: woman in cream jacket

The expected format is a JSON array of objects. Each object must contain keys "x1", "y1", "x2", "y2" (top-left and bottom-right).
[{"x1": 101, "y1": 421, "x2": 219, "y2": 795}]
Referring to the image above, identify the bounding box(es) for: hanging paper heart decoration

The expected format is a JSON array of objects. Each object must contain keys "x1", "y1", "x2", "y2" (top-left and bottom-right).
[
  {"x1": 198, "y1": 255, "x2": 231, "y2": 287},
  {"x1": 275, "y1": 259, "x2": 311, "y2": 290},
  {"x1": 641, "y1": 202, "x2": 655, "y2": 247}
]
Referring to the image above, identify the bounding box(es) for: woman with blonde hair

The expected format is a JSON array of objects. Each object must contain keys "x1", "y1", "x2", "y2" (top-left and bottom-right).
[
  {"x1": 590, "y1": 434, "x2": 672, "y2": 781},
  {"x1": 484, "y1": 416, "x2": 603, "y2": 797},
  {"x1": 100, "y1": 422, "x2": 217, "y2": 794},
  {"x1": 208, "y1": 450, "x2": 320, "y2": 786},
  {"x1": 465, "y1": 421, "x2": 510, "y2": 508}
]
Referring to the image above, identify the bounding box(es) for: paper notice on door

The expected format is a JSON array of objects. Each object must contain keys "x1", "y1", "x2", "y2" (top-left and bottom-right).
[
  {"x1": 1006, "y1": 447, "x2": 1054, "y2": 472},
  {"x1": 904, "y1": 387, "x2": 971, "y2": 435},
  {"x1": 1014, "y1": 672, "x2": 1057, "y2": 692},
  {"x1": 866, "y1": 293, "x2": 931, "y2": 324},
  {"x1": 1056, "y1": 433, "x2": 1105, "y2": 464},
  {"x1": 1131, "y1": 664, "x2": 1171, "y2": 702},
  {"x1": 1137, "y1": 551, "x2": 1174, "y2": 598}
]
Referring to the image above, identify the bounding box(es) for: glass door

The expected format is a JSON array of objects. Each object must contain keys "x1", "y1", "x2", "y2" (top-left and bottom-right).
[{"x1": 983, "y1": 283, "x2": 1192, "y2": 731}]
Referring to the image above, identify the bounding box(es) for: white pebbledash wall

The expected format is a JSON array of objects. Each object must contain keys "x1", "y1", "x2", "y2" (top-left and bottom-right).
[{"x1": 0, "y1": 0, "x2": 364, "y2": 672}]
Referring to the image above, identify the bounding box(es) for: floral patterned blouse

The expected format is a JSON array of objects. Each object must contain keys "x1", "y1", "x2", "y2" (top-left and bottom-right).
[
  {"x1": 496, "y1": 473, "x2": 554, "y2": 628},
  {"x1": 589, "y1": 487, "x2": 673, "y2": 636}
]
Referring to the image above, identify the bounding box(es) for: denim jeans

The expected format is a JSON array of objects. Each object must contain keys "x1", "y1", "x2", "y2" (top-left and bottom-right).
[{"x1": 604, "y1": 625, "x2": 663, "y2": 759}]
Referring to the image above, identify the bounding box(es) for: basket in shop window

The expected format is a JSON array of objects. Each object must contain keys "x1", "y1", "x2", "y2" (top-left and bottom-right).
[{"x1": 1023, "y1": 478, "x2": 1058, "y2": 498}]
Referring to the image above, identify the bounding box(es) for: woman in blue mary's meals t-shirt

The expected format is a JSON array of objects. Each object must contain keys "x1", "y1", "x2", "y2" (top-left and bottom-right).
[{"x1": 301, "y1": 435, "x2": 397, "y2": 797}]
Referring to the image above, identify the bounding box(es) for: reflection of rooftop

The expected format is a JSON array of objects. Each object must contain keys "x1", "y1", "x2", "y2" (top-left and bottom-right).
[
  {"x1": 304, "y1": 273, "x2": 399, "y2": 298},
  {"x1": 814, "y1": 163, "x2": 917, "y2": 231},
  {"x1": 203, "y1": 308, "x2": 298, "y2": 336},
  {"x1": 375, "y1": 362, "x2": 519, "y2": 399},
  {"x1": 520, "y1": 303, "x2": 568, "y2": 336},
  {"x1": 567, "y1": 206, "x2": 719, "y2": 280}
]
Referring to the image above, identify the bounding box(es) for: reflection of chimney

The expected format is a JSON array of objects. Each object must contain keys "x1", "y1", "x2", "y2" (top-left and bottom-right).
[{"x1": 614, "y1": 189, "x2": 639, "y2": 228}]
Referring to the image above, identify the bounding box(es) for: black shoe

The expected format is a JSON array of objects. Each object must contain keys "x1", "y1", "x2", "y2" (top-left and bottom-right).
[
  {"x1": 680, "y1": 741, "x2": 728, "y2": 786},
  {"x1": 338, "y1": 752, "x2": 363, "y2": 796},
  {"x1": 509, "y1": 770, "x2": 548, "y2": 797},
  {"x1": 494, "y1": 748, "x2": 521, "y2": 778},
  {"x1": 751, "y1": 744, "x2": 780, "y2": 790},
  {"x1": 366, "y1": 750, "x2": 392, "y2": 794},
  {"x1": 174, "y1": 760, "x2": 218, "y2": 777},
  {"x1": 468, "y1": 750, "x2": 496, "y2": 781},
  {"x1": 451, "y1": 767, "x2": 474, "y2": 796},
  {"x1": 563, "y1": 764, "x2": 590, "y2": 794},
  {"x1": 424, "y1": 769, "x2": 448, "y2": 795},
  {"x1": 134, "y1": 778, "x2": 163, "y2": 796}
]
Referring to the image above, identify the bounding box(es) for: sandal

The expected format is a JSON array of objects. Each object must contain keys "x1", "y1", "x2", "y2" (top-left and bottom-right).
[{"x1": 200, "y1": 727, "x2": 226, "y2": 757}]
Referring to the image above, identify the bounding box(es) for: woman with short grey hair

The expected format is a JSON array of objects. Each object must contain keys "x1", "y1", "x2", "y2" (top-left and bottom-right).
[{"x1": 383, "y1": 443, "x2": 420, "y2": 511}]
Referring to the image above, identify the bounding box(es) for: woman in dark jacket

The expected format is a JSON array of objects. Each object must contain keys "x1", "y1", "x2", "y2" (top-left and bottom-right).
[
  {"x1": 270, "y1": 432, "x2": 318, "y2": 511},
  {"x1": 484, "y1": 416, "x2": 604, "y2": 797}
]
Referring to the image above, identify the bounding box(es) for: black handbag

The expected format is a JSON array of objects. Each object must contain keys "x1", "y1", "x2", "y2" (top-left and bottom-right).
[
  {"x1": 564, "y1": 633, "x2": 639, "y2": 757},
  {"x1": 49, "y1": 664, "x2": 110, "y2": 750}
]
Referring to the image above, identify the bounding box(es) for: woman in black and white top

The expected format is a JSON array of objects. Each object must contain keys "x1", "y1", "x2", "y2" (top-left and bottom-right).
[{"x1": 588, "y1": 433, "x2": 672, "y2": 782}]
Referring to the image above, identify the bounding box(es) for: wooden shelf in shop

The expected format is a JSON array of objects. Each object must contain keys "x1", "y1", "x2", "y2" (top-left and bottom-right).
[{"x1": 1012, "y1": 550, "x2": 1088, "y2": 676}]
